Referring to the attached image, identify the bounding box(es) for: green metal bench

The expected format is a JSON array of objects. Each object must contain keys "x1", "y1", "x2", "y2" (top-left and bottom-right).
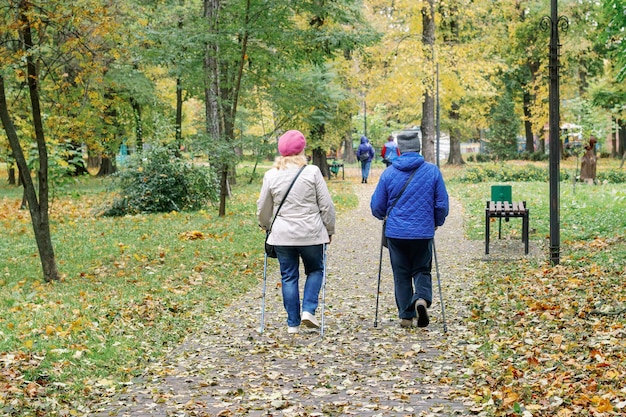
[
  {"x1": 329, "y1": 159, "x2": 344, "y2": 179},
  {"x1": 485, "y1": 185, "x2": 529, "y2": 254}
]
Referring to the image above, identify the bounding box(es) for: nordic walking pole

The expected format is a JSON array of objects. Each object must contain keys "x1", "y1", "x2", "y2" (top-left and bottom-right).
[
  {"x1": 374, "y1": 228, "x2": 384, "y2": 328},
  {"x1": 320, "y1": 243, "x2": 327, "y2": 338},
  {"x1": 432, "y1": 239, "x2": 448, "y2": 333},
  {"x1": 259, "y1": 252, "x2": 268, "y2": 333}
]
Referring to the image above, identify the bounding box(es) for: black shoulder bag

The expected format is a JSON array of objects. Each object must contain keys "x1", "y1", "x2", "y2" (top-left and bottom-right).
[
  {"x1": 381, "y1": 167, "x2": 419, "y2": 248},
  {"x1": 265, "y1": 166, "x2": 306, "y2": 258}
]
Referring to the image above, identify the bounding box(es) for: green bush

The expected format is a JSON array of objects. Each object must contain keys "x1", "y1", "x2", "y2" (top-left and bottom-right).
[
  {"x1": 597, "y1": 169, "x2": 626, "y2": 184},
  {"x1": 101, "y1": 146, "x2": 219, "y2": 216},
  {"x1": 530, "y1": 151, "x2": 549, "y2": 161},
  {"x1": 456, "y1": 164, "x2": 573, "y2": 183},
  {"x1": 475, "y1": 153, "x2": 493, "y2": 163}
]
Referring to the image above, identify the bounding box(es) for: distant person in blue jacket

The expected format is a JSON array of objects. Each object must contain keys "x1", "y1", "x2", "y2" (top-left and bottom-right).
[
  {"x1": 370, "y1": 131, "x2": 449, "y2": 328},
  {"x1": 381, "y1": 135, "x2": 400, "y2": 167},
  {"x1": 356, "y1": 135, "x2": 374, "y2": 183}
]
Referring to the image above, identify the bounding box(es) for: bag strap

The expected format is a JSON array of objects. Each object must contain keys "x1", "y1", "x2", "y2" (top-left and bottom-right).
[
  {"x1": 385, "y1": 166, "x2": 419, "y2": 220},
  {"x1": 267, "y1": 165, "x2": 306, "y2": 234}
]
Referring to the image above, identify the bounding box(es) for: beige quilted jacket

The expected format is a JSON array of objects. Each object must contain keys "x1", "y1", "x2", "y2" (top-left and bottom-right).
[{"x1": 257, "y1": 164, "x2": 335, "y2": 246}]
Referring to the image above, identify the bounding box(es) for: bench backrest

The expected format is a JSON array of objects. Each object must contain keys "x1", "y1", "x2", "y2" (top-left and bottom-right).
[{"x1": 491, "y1": 185, "x2": 512, "y2": 203}]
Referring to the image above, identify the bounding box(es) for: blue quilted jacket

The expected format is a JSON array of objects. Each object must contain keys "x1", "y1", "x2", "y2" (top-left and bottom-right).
[{"x1": 370, "y1": 152, "x2": 449, "y2": 239}]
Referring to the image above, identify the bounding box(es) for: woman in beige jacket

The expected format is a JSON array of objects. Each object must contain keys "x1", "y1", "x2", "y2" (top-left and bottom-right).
[{"x1": 257, "y1": 130, "x2": 336, "y2": 334}]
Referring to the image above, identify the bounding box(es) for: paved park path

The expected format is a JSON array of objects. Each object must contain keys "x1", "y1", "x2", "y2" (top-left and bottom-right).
[{"x1": 93, "y1": 166, "x2": 537, "y2": 417}]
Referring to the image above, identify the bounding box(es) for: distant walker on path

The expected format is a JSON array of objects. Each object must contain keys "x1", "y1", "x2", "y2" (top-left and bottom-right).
[
  {"x1": 356, "y1": 135, "x2": 375, "y2": 183},
  {"x1": 381, "y1": 135, "x2": 400, "y2": 167}
]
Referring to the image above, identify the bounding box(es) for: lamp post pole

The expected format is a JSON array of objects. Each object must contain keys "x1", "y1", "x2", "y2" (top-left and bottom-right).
[{"x1": 543, "y1": 0, "x2": 568, "y2": 265}]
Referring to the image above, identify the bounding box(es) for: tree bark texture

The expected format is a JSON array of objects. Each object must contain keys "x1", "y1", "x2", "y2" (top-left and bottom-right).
[
  {"x1": 204, "y1": 0, "x2": 230, "y2": 216},
  {"x1": 420, "y1": 0, "x2": 436, "y2": 164},
  {"x1": 312, "y1": 148, "x2": 330, "y2": 179},
  {"x1": 311, "y1": 124, "x2": 330, "y2": 178},
  {"x1": 523, "y1": 91, "x2": 535, "y2": 152},
  {"x1": 7, "y1": 155, "x2": 16, "y2": 185},
  {"x1": 618, "y1": 119, "x2": 625, "y2": 160},
  {"x1": 611, "y1": 117, "x2": 618, "y2": 158},
  {"x1": 446, "y1": 104, "x2": 464, "y2": 165},
  {"x1": 130, "y1": 96, "x2": 143, "y2": 152},
  {"x1": 175, "y1": 77, "x2": 183, "y2": 154},
  {"x1": 342, "y1": 131, "x2": 356, "y2": 163}
]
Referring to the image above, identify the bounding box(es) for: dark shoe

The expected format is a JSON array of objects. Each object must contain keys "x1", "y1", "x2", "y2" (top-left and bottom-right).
[
  {"x1": 364, "y1": 178, "x2": 368, "y2": 183},
  {"x1": 415, "y1": 299, "x2": 429, "y2": 328}
]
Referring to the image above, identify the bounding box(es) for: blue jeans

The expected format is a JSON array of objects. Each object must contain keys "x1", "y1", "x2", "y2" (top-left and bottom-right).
[
  {"x1": 387, "y1": 238, "x2": 433, "y2": 319},
  {"x1": 361, "y1": 160, "x2": 372, "y2": 180},
  {"x1": 274, "y1": 245, "x2": 325, "y2": 327}
]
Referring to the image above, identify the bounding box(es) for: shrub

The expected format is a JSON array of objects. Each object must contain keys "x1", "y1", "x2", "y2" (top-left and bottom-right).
[
  {"x1": 597, "y1": 169, "x2": 626, "y2": 184},
  {"x1": 456, "y1": 164, "x2": 573, "y2": 183},
  {"x1": 475, "y1": 153, "x2": 493, "y2": 163},
  {"x1": 101, "y1": 146, "x2": 218, "y2": 216},
  {"x1": 530, "y1": 151, "x2": 549, "y2": 161}
]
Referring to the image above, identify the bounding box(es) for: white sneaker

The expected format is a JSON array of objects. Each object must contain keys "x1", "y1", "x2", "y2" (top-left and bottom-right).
[
  {"x1": 288, "y1": 326, "x2": 299, "y2": 334},
  {"x1": 301, "y1": 311, "x2": 320, "y2": 329}
]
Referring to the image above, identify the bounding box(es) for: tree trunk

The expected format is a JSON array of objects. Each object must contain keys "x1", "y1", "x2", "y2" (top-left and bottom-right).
[
  {"x1": 130, "y1": 96, "x2": 143, "y2": 152},
  {"x1": 420, "y1": 0, "x2": 436, "y2": 163},
  {"x1": 523, "y1": 91, "x2": 534, "y2": 152},
  {"x1": 19, "y1": 9, "x2": 59, "y2": 282},
  {"x1": 618, "y1": 118, "x2": 625, "y2": 160},
  {"x1": 7, "y1": 154, "x2": 16, "y2": 185},
  {"x1": 0, "y1": 11, "x2": 58, "y2": 282},
  {"x1": 611, "y1": 117, "x2": 618, "y2": 158},
  {"x1": 312, "y1": 148, "x2": 330, "y2": 178},
  {"x1": 96, "y1": 155, "x2": 116, "y2": 176},
  {"x1": 175, "y1": 77, "x2": 183, "y2": 156},
  {"x1": 342, "y1": 130, "x2": 356, "y2": 163},
  {"x1": 204, "y1": 0, "x2": 227, "y2": 216},
  {"x1": 310, "y1": 123, "x2": 330, "y2": 177},
  {"x1": 175, "y1": 6, "x2": 184, "y2": 155},
  {"x1": 617, "y1": 119, "x2": 626, "y2": 161},
  {"x1": 447, "y1": 104, "x2": 464, "y2": 165},
  {"x1": 19, "y1": 168, "x2": 28, "y2": 210}
]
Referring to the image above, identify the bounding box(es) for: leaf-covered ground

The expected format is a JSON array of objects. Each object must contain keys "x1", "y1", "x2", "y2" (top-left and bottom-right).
[
  {"x1": 91, "y1": 174, "x2": 480, "y2": 416},
  {"x1": 454, "y1": 238, "x2": 626, "y2": 416},
  {"x1": 89, "y1": 172, "x2": 624, "y2": 417}
]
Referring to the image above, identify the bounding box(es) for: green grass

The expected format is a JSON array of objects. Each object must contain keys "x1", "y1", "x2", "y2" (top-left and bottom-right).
[
  {"x1": 447, "y1": 179, "x2": 626, "y2": 243},
  {"x1": 0, "y1": 171, "x2": 357, "y2": 415}
]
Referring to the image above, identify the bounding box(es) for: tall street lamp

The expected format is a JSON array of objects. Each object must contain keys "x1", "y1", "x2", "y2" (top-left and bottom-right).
[{"x1": 542, "y1": 0, "x2": 568, "y2": 265}]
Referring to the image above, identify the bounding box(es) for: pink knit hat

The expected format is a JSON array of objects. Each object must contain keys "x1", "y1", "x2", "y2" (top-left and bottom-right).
[{"x1": 278, "y1": 130, "x2": 306, "y2": 156}]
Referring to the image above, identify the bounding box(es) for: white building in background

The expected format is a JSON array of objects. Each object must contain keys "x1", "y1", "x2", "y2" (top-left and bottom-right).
[{"x1": 434, "y1": 133, "x2": 450, "y2": 162}]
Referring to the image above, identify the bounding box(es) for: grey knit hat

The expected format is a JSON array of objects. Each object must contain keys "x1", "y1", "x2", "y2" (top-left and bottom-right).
[{"x1": 397, "y1": 131, "x2": 421, "y2": 153}]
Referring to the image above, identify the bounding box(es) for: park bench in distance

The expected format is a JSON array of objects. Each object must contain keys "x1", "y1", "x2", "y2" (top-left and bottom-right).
[
  {"x1": 328, "y1": 159, "x2": 344, "y2": 179},
  {"x1": 485, "y1": 185, "x2": 529, "y2": 255}
]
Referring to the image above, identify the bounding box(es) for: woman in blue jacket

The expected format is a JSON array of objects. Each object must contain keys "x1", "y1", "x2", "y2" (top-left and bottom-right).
[{"x1": 370, "y1": 132, "x2": 449, "y2": 328}]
